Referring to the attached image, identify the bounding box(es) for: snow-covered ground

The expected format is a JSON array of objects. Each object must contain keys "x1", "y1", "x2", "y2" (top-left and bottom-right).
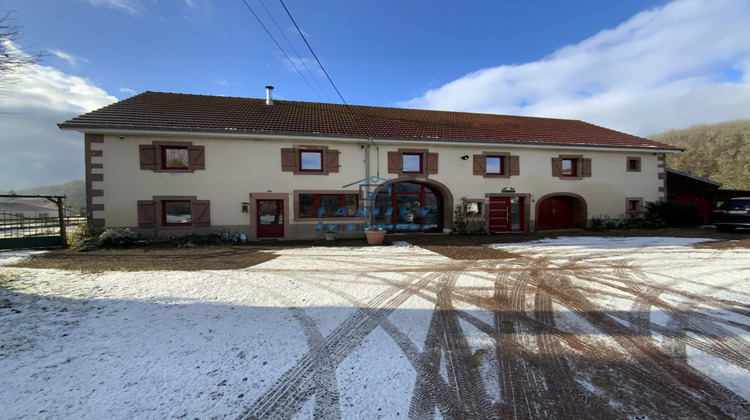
[{"x1": 1, "y1": 237, "x2": 749, "y2": 419}]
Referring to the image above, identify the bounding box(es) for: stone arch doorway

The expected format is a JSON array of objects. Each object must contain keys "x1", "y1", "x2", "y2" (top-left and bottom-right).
[
  {"x1": 371, "y1": 179, "x2": 454, "y2": 233},
  {"x1": 536, "y1": 193, "x2": 587, "y2": 230}
]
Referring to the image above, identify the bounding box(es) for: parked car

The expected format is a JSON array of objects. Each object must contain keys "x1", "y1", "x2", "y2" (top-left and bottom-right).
[{"x1": 713, "y1": 197, "x2": 750, "y2": 232}]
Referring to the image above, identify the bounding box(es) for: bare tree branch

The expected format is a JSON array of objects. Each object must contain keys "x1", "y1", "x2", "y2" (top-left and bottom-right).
[{"x1": 0, "y1": 9, "x2": 43, "y2": 89}]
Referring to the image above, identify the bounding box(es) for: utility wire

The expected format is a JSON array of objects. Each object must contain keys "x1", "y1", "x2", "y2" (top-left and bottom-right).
[
  {"x1": 279, "y1": 0, "x2": 347, "y2": 105},
  {"x1": 257, "y1": 0, "x2": 332, "y2": 103},
  {"x1": 240, "y1": 0, "x2": 323, "y2": 102}
]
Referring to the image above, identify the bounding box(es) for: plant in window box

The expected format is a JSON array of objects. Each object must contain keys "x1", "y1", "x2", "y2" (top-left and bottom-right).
[{"x1": 364, "y1": 225, "x2": 386, "y2": 245}]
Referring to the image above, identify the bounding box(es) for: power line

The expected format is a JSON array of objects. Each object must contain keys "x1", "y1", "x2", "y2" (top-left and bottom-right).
[
  {"x1": 257, "y1": 0, "x2": 332, "y2": 103},
  {"x1": 240, "y1": 0, "x2": 323, "y2": 102},
  {"x1": 278, "y1": 0, "x2": 347, "y2": 105}
]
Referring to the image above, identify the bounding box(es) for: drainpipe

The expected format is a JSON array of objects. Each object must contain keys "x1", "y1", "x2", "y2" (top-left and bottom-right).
[{"x1": 364, "y1": 138, "x2": 371, "y2": 224}]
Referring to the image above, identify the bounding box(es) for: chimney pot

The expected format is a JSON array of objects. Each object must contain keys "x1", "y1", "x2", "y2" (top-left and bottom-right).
[{"x1": 265, "y1": 86, "x2": 274, "y2": 105}]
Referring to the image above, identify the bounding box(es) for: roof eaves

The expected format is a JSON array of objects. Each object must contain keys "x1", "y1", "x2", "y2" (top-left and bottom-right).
[
  {"x1": 58, "y1": 123, "x2": 683, "y2": 151},
  {"x1": 666, "y1": 168, "x2": 723, "y2": 186}
]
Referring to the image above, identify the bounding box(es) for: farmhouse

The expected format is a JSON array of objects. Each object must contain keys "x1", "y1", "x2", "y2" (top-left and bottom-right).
[{"x1": 58, "y1": 89, "x2": 680, "y2": 240}]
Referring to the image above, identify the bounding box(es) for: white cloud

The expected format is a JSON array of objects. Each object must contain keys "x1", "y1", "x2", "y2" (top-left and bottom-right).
[
  {"x1": 119, "y1": 87, "x2": 137, "y2": 95},
  {"x1": 85, "y1": 0, "x2": 147, "y2": 16},
  {"x1": 48, "y1": 49, "x2": 90, "y2": 69},
  {"x1": 399, "y1": 0, "x2": 750, "y2": 136},
  {"x1": 0, "y1": 47, "x2": 117, "y2": 190}
]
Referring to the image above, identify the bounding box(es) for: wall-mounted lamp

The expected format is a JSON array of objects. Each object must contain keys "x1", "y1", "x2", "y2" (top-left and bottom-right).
[{"x1": 460, "y1": 155, "x2": 469, "y2": 160}]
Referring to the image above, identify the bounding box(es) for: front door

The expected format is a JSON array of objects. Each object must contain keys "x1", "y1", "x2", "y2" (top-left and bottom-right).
[
  {"x1": 489, "y1": 196, "x2": 524, "y2": 232},
  {"x1": 257, "y1": 200, "x2": 284, "y2": 238}
]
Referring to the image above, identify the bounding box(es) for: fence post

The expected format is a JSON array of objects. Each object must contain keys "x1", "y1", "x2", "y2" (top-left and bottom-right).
[{"x1": 56, "y1": 196, "x2": 67, "y2": 247}]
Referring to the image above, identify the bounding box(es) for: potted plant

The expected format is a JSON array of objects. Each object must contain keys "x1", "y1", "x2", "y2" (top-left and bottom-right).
[{"x1": 364, "y1": 226, "x2": 386, "y2": 245}]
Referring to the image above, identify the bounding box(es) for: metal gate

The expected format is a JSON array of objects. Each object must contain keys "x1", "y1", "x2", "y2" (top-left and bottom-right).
[{"x1": 0, "y1": 195, "x2": 70, "y2": 249}]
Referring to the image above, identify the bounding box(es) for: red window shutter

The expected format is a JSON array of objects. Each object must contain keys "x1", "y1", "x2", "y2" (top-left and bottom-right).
[
  {"x1": 387, "y1": 151, "x2": 401, "y2": 174},
  {"x1": 551, "y1": 158, "x2": 563, "y2": 177},
  {"x1": 509, "y1": 155, "x2": 520, "y2": 176},
  {"x1": 581, "y1": 158, "x2": 592, "y2": 177},
  {"x1": 473, "y1": 155, "x2": 485, "y2": 175},
  {"x1": 192, "y1": 200, "x2": 211, "y2": 227},
  {"x1": 326, "y1": 150, "x2": 340, "y2": 173},
  {"x1": 139, "y1": 145, "x2": 156, "y2": 170},
  {"x1": 137, "y1": 200, "x2": 155, "y2": 227},
  {"x1": 280, "y1": 148, "x2": 296, "y2": 172},
  {"x1": 189, "y1": 146, "x2": 205, "y2": 170},
  {"x1": 427, "y1": 153, "x2": 438, "y2": 174}
]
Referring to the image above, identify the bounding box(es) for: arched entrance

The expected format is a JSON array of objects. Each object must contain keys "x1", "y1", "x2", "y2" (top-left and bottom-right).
[
  {"x1": 372, "y1": 181, "x2": 448, "y2": 233},
  {"x1": 536, "y1": 193, "x2": 587, "y2": 230}
]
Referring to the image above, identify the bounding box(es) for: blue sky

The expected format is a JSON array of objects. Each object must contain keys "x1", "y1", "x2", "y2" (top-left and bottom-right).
[{"x1": 1, "y1": 0, "x2": 749, "y2": 190}]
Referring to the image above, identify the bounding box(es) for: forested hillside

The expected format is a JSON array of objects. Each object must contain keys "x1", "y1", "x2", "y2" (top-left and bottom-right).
[
  {"x1": 648, "y1": 119, "x2": 750, "y2": 190},
  {"x1": 0, "y1": 180, "x2": 86, "y2": 214}
]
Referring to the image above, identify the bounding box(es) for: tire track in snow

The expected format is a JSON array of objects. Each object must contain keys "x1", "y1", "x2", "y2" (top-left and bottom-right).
[{"x1": 237, "y1": 272, "x2": 439, "y2": 419}]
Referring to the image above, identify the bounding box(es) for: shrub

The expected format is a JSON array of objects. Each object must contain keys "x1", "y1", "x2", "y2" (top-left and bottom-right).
[
  {"x1": 453, "y1": 199, "x2": 488, "y2": 234},
  {"x1": 645, "y1": 201, "x2": 701, "y2": 228},
  {"x1": 70, "y1": 237, "x2": 102, "y2": 251},
  {"x1": 99, "y1": 228, "x2": 138, "y2": 247},
  {"x1": 210, "y1": 229, "x2": 240, "y2": 244}
]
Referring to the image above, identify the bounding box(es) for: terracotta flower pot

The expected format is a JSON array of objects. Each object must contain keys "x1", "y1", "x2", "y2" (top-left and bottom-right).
[{"x1": 364, "y1": 230, "x2": 386, "y2": 245}]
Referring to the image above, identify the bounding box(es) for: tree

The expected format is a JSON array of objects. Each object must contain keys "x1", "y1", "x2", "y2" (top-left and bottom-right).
[{"x1": 1, "y1": 8, "x2": 42, "y2": 89}]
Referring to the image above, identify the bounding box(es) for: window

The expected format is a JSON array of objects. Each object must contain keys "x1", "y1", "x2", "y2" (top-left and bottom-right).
[
  {"x1": 280, "y1": 146, "x2": 339, "y2": 175},
  {"x1": 551, "y1": 155, "x2": 591, "y2": 179},
  {"x1": 387, "y1": 149, "x2": 438, "y2": 176},
  {"x1": 162, "y1": 146, "x2": 189, "y2": 169},
  {"x1": 298, "y1": 193, "x2": 358, "y2": 218},
  {"x1": 465, "y1": 200, "x2": 483, "y2": 216},
  {"x1": 299, "y1": 150, "x2": 323, "y2": 172},
  {"x1": 561, "y1": 158, "x2": 578, "y2": 177},
  {"x1": 137, "y1": 196, "x2": 211, "y2": 228},
  {"x1": 402, "y1": 153, "x2": 422, "y2": 173},
  {"x1": 626, "y1": 198, "x2": 643, "y2": 214},
  {"x1": 163, "y1": 200, "x2": 192, "y2": 226},
  {"x1": 139, "y1": 142, "x2": 205, "y2": 172},
  {"x1": 627, "y1": 157, "x2": 642, "y2": 172},
  {"x1": 486, "y1": 156, "x2": 503, "y2": 175},
  {"x1": 473, "y1": 153, "x2": 520, "y2": 178}
]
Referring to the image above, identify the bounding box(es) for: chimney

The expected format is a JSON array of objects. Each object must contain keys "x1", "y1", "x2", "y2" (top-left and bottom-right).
[{"x1": 265, "y1": 86, "x2": 274, "y2": 106}]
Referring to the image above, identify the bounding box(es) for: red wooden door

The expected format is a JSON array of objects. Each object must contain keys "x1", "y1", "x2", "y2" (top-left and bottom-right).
[
  {"x1": 537, "y1": 197, "x2": 574, "y2": 229},
  {"x1": 489, "y1": 197, "x2": 511, "y2": 231},
  {"x1": 257, "y1": 200, "x2": 284, "y2": 238},
  {"x1": 675, "y1": 194, "x2": 710, "y2": 224}
]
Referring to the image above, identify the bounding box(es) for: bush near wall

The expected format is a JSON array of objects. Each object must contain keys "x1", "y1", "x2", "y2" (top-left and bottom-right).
[{"x1": 645, "y1": 201, "x2": 701, "y2": 228}]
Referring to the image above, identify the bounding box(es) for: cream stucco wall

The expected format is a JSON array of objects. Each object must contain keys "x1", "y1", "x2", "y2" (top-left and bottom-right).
[{"x1": 89, "y1": 132, "x2": 668, "y2": 239}]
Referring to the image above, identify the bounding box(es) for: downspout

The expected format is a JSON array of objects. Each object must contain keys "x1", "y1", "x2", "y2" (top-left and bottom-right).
[
  {"x1": 364, "y1": 137, "x2": 380, "y2": 226},
  {"x1": 364, "y1": 138, "x2": 371, "y2": 225}
]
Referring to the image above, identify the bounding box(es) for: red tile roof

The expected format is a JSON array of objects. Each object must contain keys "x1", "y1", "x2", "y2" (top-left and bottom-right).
[{"x1": 59, "y1": 91, "x2": 677, "y2": 150}]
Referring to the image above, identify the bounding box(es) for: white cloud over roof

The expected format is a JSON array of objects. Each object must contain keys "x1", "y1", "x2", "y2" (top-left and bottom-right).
[{"x1": 399, "y1": 0, "x2": 750, "y2": 136}]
